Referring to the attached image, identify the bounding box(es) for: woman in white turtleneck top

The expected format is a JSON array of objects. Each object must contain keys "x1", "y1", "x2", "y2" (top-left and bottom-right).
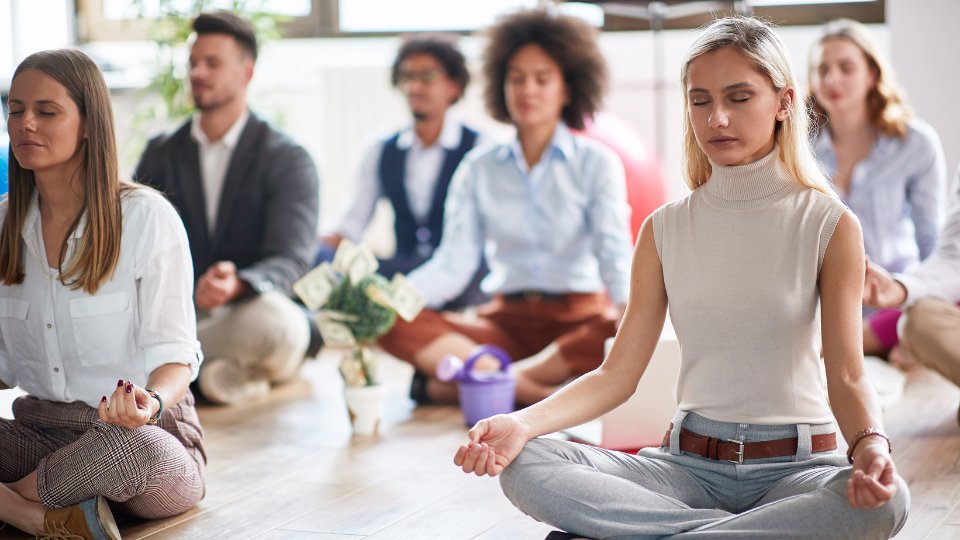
[{"x1": 454, "y1": 17, "x2": 908, "y2": 540}]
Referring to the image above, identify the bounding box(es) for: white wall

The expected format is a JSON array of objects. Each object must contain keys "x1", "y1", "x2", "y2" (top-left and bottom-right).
[
  {"x1": 888, "y1": 0, "x2": 960, "y2": 183},
  {"x1": 0, "y1": 0, "x2": 74, "y2": 83}
]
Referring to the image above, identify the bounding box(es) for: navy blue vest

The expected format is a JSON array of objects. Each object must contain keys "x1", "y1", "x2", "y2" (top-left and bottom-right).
[{"x1": 378, "y1": 125, "x2": 478, "y2": 259}]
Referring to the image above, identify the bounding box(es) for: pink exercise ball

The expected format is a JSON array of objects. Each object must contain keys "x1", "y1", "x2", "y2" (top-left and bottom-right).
[{"x1": 576, "y1": 113, "x2": 666, "y2": 241}]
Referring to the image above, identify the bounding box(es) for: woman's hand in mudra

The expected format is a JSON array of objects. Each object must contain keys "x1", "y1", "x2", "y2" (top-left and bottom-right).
[
  {"x1": 847, "y1": 437, "x2": 900, "y2": 509},
  {"x1": 454, "y1": 413, "x2": 532, "y2": 477},
  {"x1": 98, "y1": 380, "x2": 158, "y2": 429}
]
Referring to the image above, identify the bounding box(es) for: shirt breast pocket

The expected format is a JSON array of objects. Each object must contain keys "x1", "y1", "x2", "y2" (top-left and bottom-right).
[
  {"x1": 70, "y1": 292, "x2": 133, "y2": 366},
  {"x1": 0, "y1": 298, "x2": 32, "y2": 356}
]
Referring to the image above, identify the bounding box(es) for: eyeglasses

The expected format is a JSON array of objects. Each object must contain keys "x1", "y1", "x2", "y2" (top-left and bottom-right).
[{"x1": 397, "y1": 69, "x2": 443, "y2": 85}]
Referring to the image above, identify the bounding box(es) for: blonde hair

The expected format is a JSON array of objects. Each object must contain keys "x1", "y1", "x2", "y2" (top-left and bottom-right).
[
  {"x1": 808, "y1": 18, "x2": 912, "y2": 138},
  {"x1": 0, "y1": 49, "x2": 134, "y2": 294},
  {"x1": 679, "y1": 17, "x2": 835, "y2": 197}
]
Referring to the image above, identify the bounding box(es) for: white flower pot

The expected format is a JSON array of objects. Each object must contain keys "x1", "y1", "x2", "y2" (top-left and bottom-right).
[{"x1": 344, "y1": 384, "x2": 386, "y2": 436}]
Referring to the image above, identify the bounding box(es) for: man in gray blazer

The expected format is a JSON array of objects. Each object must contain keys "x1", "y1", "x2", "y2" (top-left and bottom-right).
[{"x1": 135, "y1": 11, "x2": 320, "y2": 404}]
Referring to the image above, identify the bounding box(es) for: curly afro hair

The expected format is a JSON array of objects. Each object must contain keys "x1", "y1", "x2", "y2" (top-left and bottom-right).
[{"x1": 482, "y1": 8, "x2": 608, "y2": 130}]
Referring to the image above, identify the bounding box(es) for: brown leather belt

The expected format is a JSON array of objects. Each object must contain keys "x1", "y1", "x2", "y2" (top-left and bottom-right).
[{"x1": 661, "y1": 426, "x2": 837, "y2": 464}]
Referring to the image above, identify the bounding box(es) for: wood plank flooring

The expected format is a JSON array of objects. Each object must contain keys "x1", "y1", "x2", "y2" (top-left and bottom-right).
[{"x1": 2, "y1": 351, "x2": 958, "y2": 539}]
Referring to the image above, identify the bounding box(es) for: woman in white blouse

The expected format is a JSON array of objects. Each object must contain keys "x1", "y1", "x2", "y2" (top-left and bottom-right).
[
  {"x1": 0, "y1": 49, "x2": 204, "y2": 538},
  {"x1": 807, "y1": 19, "x2": 947, "y2": 361}
]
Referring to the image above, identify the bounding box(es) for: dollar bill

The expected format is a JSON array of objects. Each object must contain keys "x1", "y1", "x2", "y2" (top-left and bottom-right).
[
  {"x1": 331, "y1": 239, "x2": 358, "y2": 274},
  {"x1": 322, "y1": 310, "x2": 359, "y2": 323},
  {"x1": 388, "y1": 274, "x2": 426, "y2": 322},
  {"x1": 339, "y1": 350, "x2": 368, "y2": 386},
  {"x1": 293, "y1": 263, "x2": 336, "y2": 311},
  {"x1": 316, "y1": 317, "x2": 356, "y2": 346},
  {"x1": 347, "y1": 245, "x2": 379, "y2": 284},
  {"x1": 364, "y1": 279, "x2": 395, "y2": 311}
]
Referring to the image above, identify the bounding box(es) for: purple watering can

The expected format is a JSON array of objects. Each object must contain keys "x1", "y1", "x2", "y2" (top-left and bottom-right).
[{"x1": 437, "y1": 344, "x2": 516, "y2": 426}]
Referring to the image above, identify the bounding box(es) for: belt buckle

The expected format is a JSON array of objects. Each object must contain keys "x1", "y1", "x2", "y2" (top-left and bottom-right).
[
  {"x1": 724, "y1": 438, "x2": 745, "y2": 464},
  {"x1": 523, "y1": 291, "x2": 544, "y2": 303}
]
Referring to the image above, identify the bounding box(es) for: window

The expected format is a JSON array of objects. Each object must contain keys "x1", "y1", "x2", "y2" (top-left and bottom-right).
[{"x1": 77, "y1": 0, "x2": 884, "y2": 41}]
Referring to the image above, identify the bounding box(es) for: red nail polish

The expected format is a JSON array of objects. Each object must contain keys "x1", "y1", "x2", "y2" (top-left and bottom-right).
[
  {"x1": 117, "y1": 379, "x2": 124, "y2": 387},
  {"x1": 101, "y1": 396, "x2": 107, "y2": 402},
  {"x1": 125, "y1": 384, "x2": 132, "y2": 393}
]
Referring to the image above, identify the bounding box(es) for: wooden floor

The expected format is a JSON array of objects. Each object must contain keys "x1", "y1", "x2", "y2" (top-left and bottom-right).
[{"x1": 2, "y1": 350, "x2": 959, "y2": 539}]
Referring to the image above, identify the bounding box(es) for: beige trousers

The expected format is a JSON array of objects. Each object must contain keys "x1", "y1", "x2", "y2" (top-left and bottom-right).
[
  {"x1": 198, "y1": 292, "x2": 310, "y2": 386},
  {"x1": 900, "y1": 297, "x2": 960, "y2": 387}
]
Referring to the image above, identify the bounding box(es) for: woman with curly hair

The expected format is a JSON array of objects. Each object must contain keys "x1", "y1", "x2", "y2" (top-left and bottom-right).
[
  {"x1": 455, "y1": 16, "x2": 909, "y2": 539},
  {"x1": 378, "y1": 8, "x2": 632, "y2": 406},
  {"x1": 808, "y1": 19, "x2": 947, "y2": 362}
]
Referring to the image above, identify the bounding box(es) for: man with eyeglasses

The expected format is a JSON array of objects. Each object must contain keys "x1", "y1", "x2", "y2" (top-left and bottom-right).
[{"x1": 317, "y1": 34, "x2": 487, "y2": 310}]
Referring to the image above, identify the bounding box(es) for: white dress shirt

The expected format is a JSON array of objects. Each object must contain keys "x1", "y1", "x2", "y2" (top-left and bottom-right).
[
  {"x1": 0, "y1": 188, "x2": 202, "y2": 407},
  {"x1": 191, "y1": 110, "x2": 250, "y2": 233},
  {"x1": 330, "y1": 115, "x2": 482, "y2": 241},
  {"x1": 898, "y1": 165, "x2": 960, "y2": 303}
]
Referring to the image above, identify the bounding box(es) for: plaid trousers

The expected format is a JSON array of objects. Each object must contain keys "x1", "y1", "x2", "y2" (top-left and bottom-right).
[{"x1": 0, "y1": 391, "x2": 206, "y2": 519}]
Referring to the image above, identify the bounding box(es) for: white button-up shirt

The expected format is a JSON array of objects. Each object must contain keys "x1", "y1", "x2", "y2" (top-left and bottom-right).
[
  {"x1": 899, "y1": 166, "x2": 960, "y2": 304},
  {"x1": 0, "y1": 188, "x2": 202, "y2": 407},
  {"x1": 191, "y1": 110, "x2": 250, "y2": 233},
  {"x1": 329, "y1": 115, "x2": 483, "y2": 241}
]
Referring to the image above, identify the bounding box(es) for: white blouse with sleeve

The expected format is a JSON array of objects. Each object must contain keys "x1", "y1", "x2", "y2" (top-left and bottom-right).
[{"x1": 0, "y1": 186, "x2": 202, "y2": 408}]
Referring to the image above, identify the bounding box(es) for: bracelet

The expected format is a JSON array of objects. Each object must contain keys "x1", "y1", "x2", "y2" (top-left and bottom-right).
[
  {"x1": 144, "y1": 388, "x2": 164, "y2": 425},
  {"x1": 846, "y1": 427, "x2": 892, "y2": 463}
]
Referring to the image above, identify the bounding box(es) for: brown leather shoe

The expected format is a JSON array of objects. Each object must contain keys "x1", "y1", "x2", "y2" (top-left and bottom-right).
[{"x1": 38, "y1": 496, "x2": 121, "y2": 540}]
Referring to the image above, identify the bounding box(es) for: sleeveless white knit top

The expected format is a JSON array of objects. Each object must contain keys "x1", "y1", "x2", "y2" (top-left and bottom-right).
[{"x1": 653, "y1": 148, "x2": 845, "y2": 424}]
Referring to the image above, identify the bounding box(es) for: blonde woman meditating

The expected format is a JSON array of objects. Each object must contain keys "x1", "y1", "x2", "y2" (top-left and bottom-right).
[{"x1": 455, "y1": 17, "x2": 908, "y2": 539}]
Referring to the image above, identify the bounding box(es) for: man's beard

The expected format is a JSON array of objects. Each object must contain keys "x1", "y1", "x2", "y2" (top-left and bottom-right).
[{"x1": 193, "y1": 90, "x2": 236, "y2": 113}]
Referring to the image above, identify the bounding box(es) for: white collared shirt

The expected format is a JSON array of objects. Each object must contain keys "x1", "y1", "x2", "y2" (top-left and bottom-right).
[
  {"x1": 191, "y1": 110, "x2": 250, "y2": 233},
  {"x1": 330, "y1": 114, "x2": 482, "y2": 241},
  {"x1": 0, "y1": 188, "x2": 202, "y2": 407},
  {"x1": 898, "y1": 165, "x2": 960, "y2": 304}
]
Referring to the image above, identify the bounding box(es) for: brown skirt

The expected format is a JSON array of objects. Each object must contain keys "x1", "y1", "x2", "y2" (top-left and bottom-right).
[{"x1": 379, "y1": 292, "x2": 618, "y2": 375}]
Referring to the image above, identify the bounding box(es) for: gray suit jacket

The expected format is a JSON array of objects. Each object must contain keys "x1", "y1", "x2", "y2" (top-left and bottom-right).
[{"x1": 134, "y1": 113, "x2": 320, "y2": 297}]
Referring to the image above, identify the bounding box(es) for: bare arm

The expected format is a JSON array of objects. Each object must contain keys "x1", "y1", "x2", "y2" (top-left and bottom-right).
[
  {"x1": 517, "y1": 217, "x2": 667, "y2": 437},
  {"x1": 821, "y1": 211, "x2": 900, "y2": 508},
  {"x1": 455, "y1": 216, "x2": 668, "y2": 475}
]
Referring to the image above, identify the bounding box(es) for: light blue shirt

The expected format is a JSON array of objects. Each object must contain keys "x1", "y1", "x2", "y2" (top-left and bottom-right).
[
  {"x1": 408, "y1": 123, "x2": 633, "y2": 307},
  {"x1": 813, "y1": 118, "x2": 946, "y2": 273}
]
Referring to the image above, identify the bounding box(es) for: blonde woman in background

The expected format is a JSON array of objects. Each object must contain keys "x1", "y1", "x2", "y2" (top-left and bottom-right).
[
  {"x1": 808, "y1": 18, "x2": 946, "y2": 362},
  {"x1": 455, "y1": 17, "x2": 908, "y2": 539}
]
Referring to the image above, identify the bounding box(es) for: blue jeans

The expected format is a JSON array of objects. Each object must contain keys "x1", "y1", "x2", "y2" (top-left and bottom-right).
[{"x1": 500, "y1": 411, "x2": 909, "y2": 539}]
